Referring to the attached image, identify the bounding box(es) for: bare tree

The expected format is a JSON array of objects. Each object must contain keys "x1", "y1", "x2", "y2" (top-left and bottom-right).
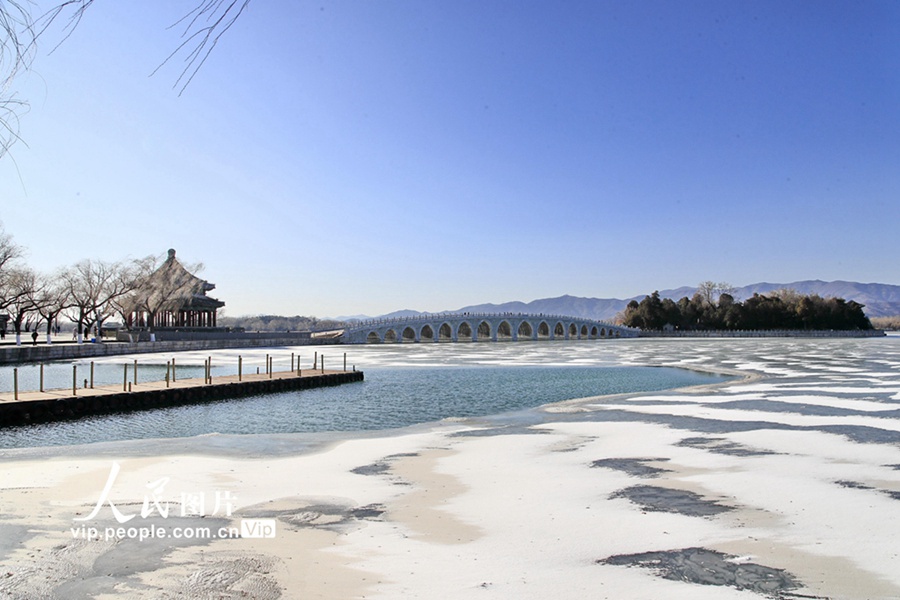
[
  {"x1": 769, "y1": 288, "x2": 802, "y2": 304},
  {"x1": 61, "y1": 261, "x2": 92, "y2": 343},
  {"x1": 4, "y1": 266, "x2": 40, "y2": 345},
  {"x1": 0, "y1": 222, "x2": 20, "y2": 293},
  {"x1": 0, "y1": 221, "x2": 23, "y2": 279},
  {"x1": 109, "y1": 254, "x2": 156, "y2": 330},
  {"x1": 696, "y1": 281, "x2": 736, "y2": 307},
  {"x1": 0, "y1": 222, "x2": 25, "y2": 338},
  {"x1": 61, "y1": 258, "x2": 138, "y2": 343},
  {"x1": 32, "y1": 270, "x2": 72, "y2": 343}
]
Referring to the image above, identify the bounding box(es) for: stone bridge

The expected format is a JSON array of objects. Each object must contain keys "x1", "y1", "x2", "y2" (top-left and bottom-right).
[{"x1": 338, "y1": 313, "x2": 639, "y2": 344}]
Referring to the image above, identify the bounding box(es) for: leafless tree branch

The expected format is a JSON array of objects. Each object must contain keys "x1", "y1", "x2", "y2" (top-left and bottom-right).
[
  {"x1": 0, "y1": 0, "x2": 92, "y2": 159},
  {"x1": 0, "y1": 0, "x2": 249, "y2": 158},
  {"x1": 153, "y1": 0, "x2": 251, "y2": 96},
  {"x1": 34, "y1": 0, "x2": 95, "y2": 54}
]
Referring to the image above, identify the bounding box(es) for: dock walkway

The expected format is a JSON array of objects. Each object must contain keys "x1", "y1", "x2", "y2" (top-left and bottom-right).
[{"x1": 0, "y1": 368, "x2": 364, "y2": 428}]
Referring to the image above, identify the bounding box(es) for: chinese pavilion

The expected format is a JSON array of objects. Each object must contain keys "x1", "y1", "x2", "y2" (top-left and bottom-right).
[{"x1": 126, "y1": 249, "x2": 225, "y2": 329}]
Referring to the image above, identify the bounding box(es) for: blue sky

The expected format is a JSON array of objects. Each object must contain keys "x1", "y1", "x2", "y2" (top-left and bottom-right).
[{"x1": 1, "y1": 1, "x2": 898, "y2": 318}]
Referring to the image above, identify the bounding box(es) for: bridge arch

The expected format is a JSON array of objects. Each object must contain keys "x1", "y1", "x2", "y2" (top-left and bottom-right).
[
  {"x1": 590, "y1": 325, "x2": 598, "y2": 338},
  {"x1": 497, "y1": 320, "x2": 513, "y2": 341},
  {"x1": 517, "y1": 321, "x2": 533, "y2": 339},
  {"x1": 537, "y1": 321, "x2": 550, "y2": 339},
  {"x1": 401, "y1": 327, "x2": 416, "y2": 342},
  {"x1": 367, "y1": 331, "x2": 380, "y2": 343},
  {"x1": 554, "y1": 322, "x2": 565, "y2": 338},
  {"x1": 458, "y1": 321, "x2": 473, "y2": 342},
  {"x1": 568, "y1": 323, "x2": 578, "y2": 339},
  {"x1": 439, "y1": 322, "x2": 453, "y2": 341},
  {"x1": 420, "y1": 324, "x2": 434, "y2": 341},
  {"x1": 384, "y1": 329, "x2": 398, "y2": 343},
  {"x1": 477, "y1": 320, "x2": 491, "y2": 341}
]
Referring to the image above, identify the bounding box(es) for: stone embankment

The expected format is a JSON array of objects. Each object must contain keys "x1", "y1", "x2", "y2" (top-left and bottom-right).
[{"x1": 0, "y1": 337, "x2": 332, "y2": 366}]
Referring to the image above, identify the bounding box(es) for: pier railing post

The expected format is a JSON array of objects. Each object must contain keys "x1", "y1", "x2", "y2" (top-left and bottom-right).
[
  {"x1": 72, "y1": 365, "x2": 77, "y2": 395},
  {"x1": 344, "y1": 353, "x2": 347, "y2": 372},
  {"x1": 123, "y1": 364, "x2": 128, "y2": 391},
  {"x1": 134, "y1": 359, "x2": 138, "y2": 387},
  {"x1": 90, "y1": 362, "x2": 95, "y2": 389},
  {"x1": 13, "y1": 368, "x2": 18, "y2": 401},
  {"x1": 238, "y1": 356, "x2": 242, "y2": 381},
  {"x1": 172, "y1": 358, "x2": 176, "y2": 382},
  {"x1": 40, "y1": 364, "x2": 44, "y2": 392}
]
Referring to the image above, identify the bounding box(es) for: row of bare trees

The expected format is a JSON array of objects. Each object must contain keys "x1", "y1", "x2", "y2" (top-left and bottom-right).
[{"x1": 0, "y1": 224, "x2": 174, "y2": 345}]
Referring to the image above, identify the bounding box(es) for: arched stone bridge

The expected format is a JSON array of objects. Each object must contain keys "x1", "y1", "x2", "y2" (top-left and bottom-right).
[{"x1": 339, "y1": 313, "x2": 639, "y2": 344}]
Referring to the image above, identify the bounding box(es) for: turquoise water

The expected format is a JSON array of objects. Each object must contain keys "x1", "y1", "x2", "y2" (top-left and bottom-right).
[{"x1": 0, "y1": 363, "x2": 725, "y2": 449}]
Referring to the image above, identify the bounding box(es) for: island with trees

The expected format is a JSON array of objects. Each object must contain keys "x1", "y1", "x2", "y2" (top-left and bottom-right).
[{"x1": 622, "y1": 282, "x2": 874, "y2": 332}]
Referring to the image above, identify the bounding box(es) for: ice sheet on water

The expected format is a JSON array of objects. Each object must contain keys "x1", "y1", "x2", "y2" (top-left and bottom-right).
[{"x1": 5, "y1": 337, "x2": 900, "y2": 452}]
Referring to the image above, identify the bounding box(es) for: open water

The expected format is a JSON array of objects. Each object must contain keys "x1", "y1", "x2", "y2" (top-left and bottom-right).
[{"x1": 0, "y1": 342, "x2": 726, "y2": 448}]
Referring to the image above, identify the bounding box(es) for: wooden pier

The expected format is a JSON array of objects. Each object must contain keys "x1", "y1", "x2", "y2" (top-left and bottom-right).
[{"x1": 0, "y1": 367, "x2": 364, "y2": 428}]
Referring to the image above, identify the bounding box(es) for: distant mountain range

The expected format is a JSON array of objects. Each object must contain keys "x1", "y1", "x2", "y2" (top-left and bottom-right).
[{"x1": 349, "y1": 281, "x2": 900, "y2": 321}]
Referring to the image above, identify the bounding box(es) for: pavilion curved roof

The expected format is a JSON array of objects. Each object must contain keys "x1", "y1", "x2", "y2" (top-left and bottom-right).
[{"x1": 136, "y1": 249, "x2": 224, "y2": 312}]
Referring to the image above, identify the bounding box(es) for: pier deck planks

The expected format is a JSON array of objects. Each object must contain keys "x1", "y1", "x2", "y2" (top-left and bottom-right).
[{"x1": 0, "y1": 369, "x2": 364, "y2": 428}]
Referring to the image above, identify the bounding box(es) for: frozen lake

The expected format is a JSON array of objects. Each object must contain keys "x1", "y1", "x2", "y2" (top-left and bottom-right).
[
  {"x1": 2, "y1": 336, "x2": 900, "y2": 598},
  {"x1": 2, "y1": 336, "x2": 899, "y2": 451}
]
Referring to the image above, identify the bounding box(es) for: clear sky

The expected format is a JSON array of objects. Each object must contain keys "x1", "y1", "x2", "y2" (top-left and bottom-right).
[{"x1": 1, "y1": 1, "x2": 898, "y2": 318}]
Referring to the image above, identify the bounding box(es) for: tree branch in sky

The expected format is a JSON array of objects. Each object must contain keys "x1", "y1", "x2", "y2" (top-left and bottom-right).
[
  {"x1": 153, "y1": 0, "x2": 251, "y2": 96},
  {"x1": 0, "y1": 0, "x2": 249, "y2": 158}
]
